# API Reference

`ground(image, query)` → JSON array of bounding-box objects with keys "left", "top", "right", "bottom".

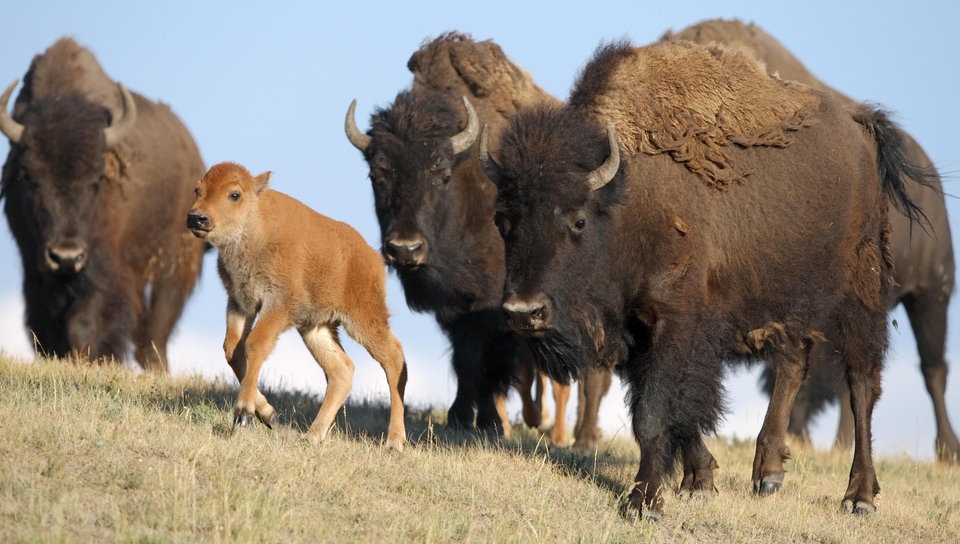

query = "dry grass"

[{"left": 1, "top": 352, "right": 957, "bottom": 543}]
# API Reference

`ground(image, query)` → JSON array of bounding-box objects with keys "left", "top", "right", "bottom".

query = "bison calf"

[{"left": 187, "top": 162, "right": 407, "bottom": 449}]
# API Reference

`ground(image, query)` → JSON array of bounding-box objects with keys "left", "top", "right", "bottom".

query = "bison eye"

[
  {"left": 569, "top": 212, "right": 587, "bottom": 235},
  {"left": 229, "top": 191, "right": 241, "bottom": 201}
]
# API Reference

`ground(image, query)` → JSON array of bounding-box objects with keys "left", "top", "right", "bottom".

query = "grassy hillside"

[{"left": 1, "top": 352, "right": 957, "bottom": 543}]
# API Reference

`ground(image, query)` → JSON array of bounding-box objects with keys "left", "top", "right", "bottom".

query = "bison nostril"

[
  {"left": 386, "top": 238, "right": 428, "bottom": 266},
  {"left": 46, "top": 244, "right": 87, "bottom": 273},
  {"left": 502, "top": 294, "right": 552, "bottom": 333}
]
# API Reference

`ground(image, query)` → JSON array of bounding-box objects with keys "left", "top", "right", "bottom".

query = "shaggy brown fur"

[
  {"left": 666, "top": 18, "right": 958, "bottom": 464},
  {"left": 409, "top": 32, "right": 610, "bottom": 446},
  {"left": 1, "top": 38, "right": 206, "bottom": 371},
  {"left": 571, "top": 41, "right": 820, "bottom": 188},
  {"left": 350, "top": 32, "right": 608, "bottom": 447},
  {"left": 486, "top": 39, "right": 920, "bottom": 518},
  {"left": 187, "top": 162, "right": 407, "bottom": 449},
  {"left": 408, "top": 32, "right": 559, "bottom": 115}
]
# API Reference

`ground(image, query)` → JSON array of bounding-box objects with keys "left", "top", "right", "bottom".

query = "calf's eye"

[{"left": 229, "top": 192, "right": 240, "bottom": 201}]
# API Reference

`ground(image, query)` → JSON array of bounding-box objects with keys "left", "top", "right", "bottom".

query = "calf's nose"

[
  {"left": 186, "top": 210, "right": 211, "bottom": 231},
  {"left": 503, "top": 292, "right": 552, "bottom": 334}
]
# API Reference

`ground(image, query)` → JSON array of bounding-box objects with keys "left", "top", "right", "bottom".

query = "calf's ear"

[{"left": 253, "top": 171, "right": 272, "bottom": 194}]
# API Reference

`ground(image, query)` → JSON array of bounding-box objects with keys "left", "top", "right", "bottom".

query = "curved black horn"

[
  {"left": 344, "top": 99, "right": 371, "bottom": 151},
  {"left": 477, "top": 124, "right": 504, "bottom": 186},
  {"left": 104, "top": 84, "right": 137, "bottom": 148},
  {"left": 450, "top": 96, "right": 479, "bottom": 155},
  {"left": 586, "top": 124, "right": 620, "bottom": 191},
  {"left": 0, "top": 80, "right": 24, "bottom": 144}
]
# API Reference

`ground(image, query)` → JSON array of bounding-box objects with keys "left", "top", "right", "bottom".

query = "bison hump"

[
  {"left": 407, "top": 31, "right": 558, "bottom": 116},
  {"left": 578, "top": 41, "right": 821, "bottom": 189}
]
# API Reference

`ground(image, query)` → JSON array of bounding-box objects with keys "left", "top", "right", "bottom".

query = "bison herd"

[{"left": 1, "top": 19, "right": 956, "bottom": 521}]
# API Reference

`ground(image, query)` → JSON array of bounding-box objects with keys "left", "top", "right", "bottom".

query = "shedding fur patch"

[
  {"left": 582, "top": 42, "right": 821, "bottom": 189},
  {"left": 850, "top": 219, "right": 894, "bottom": 311},
  {"left": 739, "top": 322, "right": 827, "bottom": 355}
]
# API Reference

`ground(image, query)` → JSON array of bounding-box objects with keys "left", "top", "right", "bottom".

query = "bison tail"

[{"left": 853, "top": 103, "right": 937, "bottom": 232}]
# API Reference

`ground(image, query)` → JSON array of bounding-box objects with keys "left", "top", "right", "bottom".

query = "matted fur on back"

[{"left": 570, "top": 41, "right": 821, "bottom": 188}]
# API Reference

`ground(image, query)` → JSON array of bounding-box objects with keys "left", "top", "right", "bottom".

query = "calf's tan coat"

[{"left": 188, "top": 162, "right": 407, "bottom": 449}]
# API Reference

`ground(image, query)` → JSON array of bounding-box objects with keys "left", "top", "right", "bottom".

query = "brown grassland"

[{"left": 0, "top": 351, "right": 957, "bottom": 543}]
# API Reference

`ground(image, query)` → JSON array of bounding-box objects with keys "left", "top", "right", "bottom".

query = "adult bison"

[
  {"left": 345, "top": 32, "right": 609, "bottom": 444},
  {"left": 0, "top": 38, "right": 205, "bottom": 371},
  {"left": 480, "top": 40, "right": 927, "bottom": 518},
  {"left": 663, "top": 18, "right": 958, "bottom": 463}
]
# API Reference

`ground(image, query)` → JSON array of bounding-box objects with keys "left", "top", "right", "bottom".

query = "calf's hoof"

[
  {"left": 842, "top": 499, "right": 875, "bottom": 516},
  {"left": 256, "top": 408, "right": 276, "bottom": 429}
]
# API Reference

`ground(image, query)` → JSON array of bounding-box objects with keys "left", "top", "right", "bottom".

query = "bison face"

[
  {"left": 1, "top": 83, "right": 138, "bottom": 278},
  {"left": 481, "top": 107, "right": 627, "bottom": 381},
  {"left": 11, "top": 99, "right": 116, "bottom": 277},
  {"left": 346, "top": 92, "right": 478, "bottom": 272},
  {"left": 188, "top": 162, "right": 270, "bottom": 247}
]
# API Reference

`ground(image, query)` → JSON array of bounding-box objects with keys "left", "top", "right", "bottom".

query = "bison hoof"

[
  {"left": 233, "top": 413, "right": 253, "bottom": 428},
  {"left": 641, "top": 509, "right": 661, "bottom": 523},
  {"left": 753, "top": 473, "right": 784, "bottom": 496},
  {"left": 842, "top": 499, "right": 876, "bottom": 516}
]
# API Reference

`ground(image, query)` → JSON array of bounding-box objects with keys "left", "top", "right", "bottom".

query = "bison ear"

[{"left": 253, "top": 171, "right": 272, "bottom": 194}]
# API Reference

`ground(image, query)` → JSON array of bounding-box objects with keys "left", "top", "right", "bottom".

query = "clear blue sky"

[{"left": 1, "top": 1, "right": 958, "bottom": 459}]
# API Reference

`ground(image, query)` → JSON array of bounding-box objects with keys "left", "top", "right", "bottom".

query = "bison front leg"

[
  {"left": 679, "top": 434, "right": 719, "bottom": 499},
  {"left": 67, "top": 288, "right": 135, "bottom": 363},
  {"left": 447, "top": 320, "right": 483, "bottom": 429},
  {"left": 624, "top": 322, "right": 724, "bottom": 521},
  {"left": 223, "top": 301, "right": 275, "bottom": 427},
  {"left": 231, "top": 309, "right": 284, "bottom": 429}
]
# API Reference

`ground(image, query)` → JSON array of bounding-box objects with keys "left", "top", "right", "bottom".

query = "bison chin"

[{"left": 523, "top": 328, "right": 592, "bottom": 384}]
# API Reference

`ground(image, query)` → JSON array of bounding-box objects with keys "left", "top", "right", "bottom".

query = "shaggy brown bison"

[
  {"left": 187, "top": 162, "right": 407, "bottom": 449},
  {"left": 0, "top": 38, "right": 205, "bottom": 371},
  {"left": 346, "top": 32, "right": 610, "bottom": 446},
  {"left": 480, "top": 40, "right": 927, "bottom": 519},
  {"left": 664, "top": 18, "right": 958, "bottom": 463}
]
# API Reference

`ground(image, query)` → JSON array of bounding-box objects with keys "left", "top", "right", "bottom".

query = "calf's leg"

[
  {"left": 224, "top": 302, "right": 274, "bottom": 426},
  {"left": 232, "top": 310, "right": 285, "bottom": 428},
  {"left": 301, "top": 325, "right": 357, "bottom": 444},
  {"left": 344, "top": 318, "right": 408, "bottom": 450}
]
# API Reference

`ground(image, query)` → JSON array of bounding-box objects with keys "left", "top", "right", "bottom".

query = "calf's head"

[
  {"left": 188, "top": 162, "right": 270, "bottom": 246},
  {"left": 479, "top": 106, "right": 626, "bottom": 380},
  {"left": 345, "top": 91, "right": 477, "bottom": 270},
  {"left": 0, "top": 79, "right": 137, "bottom": 277}
]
